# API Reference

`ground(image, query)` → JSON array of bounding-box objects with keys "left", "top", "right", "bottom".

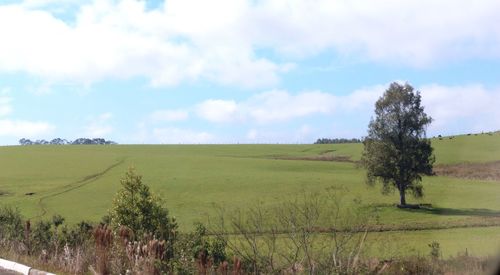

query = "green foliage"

[
  {"left": 192, "top": 223, "right": 227, "bottom": 266},
  {"left": 31, "top": 220, "right": 53, "bottom": 251},
  {"left": 52, "top": 214, "right": 65, "bottom": 228},
  {"left": 314, "top": 137, "right": 361, "bottom": 144},
  {"left": 191, "top": 223, "right": 208, "bottom": 258},
  {"left": 59, "top": 221, "right": 93, "bottom": 247},
  {"left": 0, "top": 207, "right": 24, "bottom": 241},
  {"left": 174, "top": 223, "right": 227, "bottom": 274},
  {"left": 2, "top": 136, "right": 500, "bottom": 257},
  {"left": 361, "top": 82, "right": 435, "bottom": 205},
  {"left": 0, "top": 206, "right": 94, "bottom": 258},
  {"left": 108, "top": 167, "right": 177, "bottom": 242},
  {"left": 3, "top": 138, "right": 500, "bottom": 228},
  {"left": 209, "top": 235, "right": 227, "bottom": 265},
  {"left": 429, "top": 241, "right": 441, "bottom": 259}
]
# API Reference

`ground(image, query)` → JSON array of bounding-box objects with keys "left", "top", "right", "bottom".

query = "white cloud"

[
  {"left": 0, "top": 0, "right": 290, "bottom": 87},
  {"left": 196, "top": 90, "right": 336, "bottom": 123},
  {"left": 420, "top": 84, "right": 500, "bottom": 133},
  {"left": 85, "top": 124, "right": 113, "bottom": 137},
  {"left": 192, "top": 82, "right": 500, "bottom": 138},
  {"left": 297, "top": 124, "right": 311, "bottom": 137},
  {"left": 21, "top": 0, "right": 79, "bottom": 7},
  {"left": 99, "top": 112, "right": 112, "bottom": 120},
  {"left": 195, "top": 88, "right": 382, "bottom": 124},
  {"left": 150, "top": 109, "right": 189, "bottom": 122},
  {"left": 0, "top": 0, "right": 499, "bottom": 87},
  {"left": 0, "top": 96, "right": 13, "bottom": 117},
  {"left": 241, "top": 125, "right": 314, "bottom": 143},
  {"left": 246, "top": 129, "right": 258, "bottom": 140},
  {"left": 0, "top": 87, "right": 11, "bottom": 95},
  {"left": 152, "top": 127, "right": 214, "bottom": 144},
  {"left": 251, "top": 0, "right": 500, "bottom": 66},
  {"left": 247, "top": 90, "right": 338, "bottom": 123},
  {"left": 84, "top": 112, "right": 113, "bottom": 137},
  {"left": 122, "top": 82, "right": 500, "bottom": 144},
  {"left": 0, "top": 90, "right": 55, "bottom": 138},
  {"left": 196, "top": 100, "right": 238, "bottom": 123},
  {"left": 0, "top": 119, "right": 54, "bottom": 137}
]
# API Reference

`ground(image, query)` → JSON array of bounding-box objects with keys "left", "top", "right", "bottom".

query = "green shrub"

[
  {"left": 60, "top": 221, "right": 93, "bottom": 247},
  {"left": 174, "top": 223, "right": 227, "bottom": 274},
  {"left": 108, "top": 167, "right": 178, "bottom": 262},
  {"left": 428, "top": 241, "right": 441, "bottom": 260},
  {"left": 31, "top": 220, "right": 53, "bottom": 251},
  {"left": 191, "top": 223, "right": 227, "bottom": 266},
  {"left": 209, "top": 235, "right": 227, "bottom": 266},
  {"left": 51, "top": 214, "right": 65, "bottom": 229},
  {"left": 0, "top": 207, "right": 24, "bottom": 241}
]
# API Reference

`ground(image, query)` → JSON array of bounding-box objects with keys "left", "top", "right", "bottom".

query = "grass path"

[{"left": 30, "top": 157, "right": 126, "bottom": 220}]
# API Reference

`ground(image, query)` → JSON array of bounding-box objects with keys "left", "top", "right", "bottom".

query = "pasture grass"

[{"left": 1, "top": 132, "right": 500, "bottom": 256}]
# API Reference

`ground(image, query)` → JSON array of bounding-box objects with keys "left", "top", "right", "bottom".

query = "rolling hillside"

[{"left": 1, "top": 132, "right": 500, "bottom": 256}]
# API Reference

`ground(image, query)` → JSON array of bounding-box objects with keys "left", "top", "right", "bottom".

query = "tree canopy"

[
  {"left": 314, "top": 138, "right": 361, "bottom": 144},
  {"left": 361, "top": 82, "right": 434, "bottom": 206},
  {"left": 19, "top": 137, "right": 117, "bottom": 145}
]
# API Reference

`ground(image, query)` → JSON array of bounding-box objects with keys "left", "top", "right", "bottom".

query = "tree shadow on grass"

[{"left": 400, "top": 206, "right": 500, "bottom": 217}]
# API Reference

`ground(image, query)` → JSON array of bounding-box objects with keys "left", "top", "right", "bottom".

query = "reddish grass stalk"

[{"left": 93, "top": 224, "right": 113, "bottom": 275}]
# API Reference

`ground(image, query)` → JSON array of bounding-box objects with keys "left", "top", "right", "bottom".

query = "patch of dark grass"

[
  {"left": 369, "top": 203, "right": 500, "bottom": 218},
  {"left": 275, "top": 154, "right": 354, "bottom": 162},
  {"left": 408, "top": 206, "right": 500, "bottom": 217},
  {"left": 364, "top": 203, "right": 500, "bottom": 231},
  {"left": 434, "top": 161, "right": 500, "bottom": 181}
]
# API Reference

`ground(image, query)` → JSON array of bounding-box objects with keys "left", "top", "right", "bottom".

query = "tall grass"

[{"left": 1, "top": 205, "right": 499, "bottom": 274}]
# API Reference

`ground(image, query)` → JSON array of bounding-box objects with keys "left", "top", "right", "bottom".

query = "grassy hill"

[{"left": 1, "top": 132, "right": 500, "bottom": 256}]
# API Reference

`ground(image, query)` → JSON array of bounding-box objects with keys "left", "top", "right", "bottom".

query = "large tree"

[{"left": 361, "top": 82, "right": 434, "bottom": 207}]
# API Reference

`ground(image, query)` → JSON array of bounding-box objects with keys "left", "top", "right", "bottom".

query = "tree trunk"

[{"left": 399, "top": 187, "right": 406, "bottom": 206}]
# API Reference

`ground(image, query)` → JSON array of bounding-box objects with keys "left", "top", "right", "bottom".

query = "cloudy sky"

[{"left": 0, "top": 0, "right": 499, "bottom": 144}]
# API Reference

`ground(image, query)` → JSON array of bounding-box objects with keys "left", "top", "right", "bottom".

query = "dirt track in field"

[{"left": 29, "top": 158, "right": 126, "bottom": 220}]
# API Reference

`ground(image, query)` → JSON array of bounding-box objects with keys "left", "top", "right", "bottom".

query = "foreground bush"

[
  {"left": 209, "top": 189, "right": 375, "bottom": 274},
  {"left": 0, "top": 207, "right": 24, "bottom": 242},
  {"left": 108, "top": 167, "right": 177, "bottom": 242},
  {"left": 1, "top": 169, "right": 499, "bottom": 274}
]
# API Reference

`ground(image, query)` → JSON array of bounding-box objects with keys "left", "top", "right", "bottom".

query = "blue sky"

[{"left": 1, "top": 0, "right": 500, "bottom": 144}]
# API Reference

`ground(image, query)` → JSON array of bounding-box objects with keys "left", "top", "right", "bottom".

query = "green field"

[{"left": 1, "top": 133, "right": 500, "bottom": 257}]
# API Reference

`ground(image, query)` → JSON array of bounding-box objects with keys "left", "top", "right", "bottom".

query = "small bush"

[
  {"left": 31, "top": 220, "right": 53, "bottom": 253},
  {"left": 108, "top": 167, "right": 177, "bottom": 244},
  {"left": 428, "top": 241, "right": 441, "bottom": 260},
  {"left": 0, "top": 207, "right": 24, "bottom": 241},
  {"left": 174, "top": 223, "right": 228, "bottom": 274},
  {"left": 60, "top": 221, "right": 93, "bottom": 247},
  {"left": 108, "top": 168, "right": 178, "bottom": 271}
]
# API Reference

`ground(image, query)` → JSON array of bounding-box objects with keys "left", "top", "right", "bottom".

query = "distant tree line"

[
  {"left": 314, "top": 138, "right": 362, "bottom": 144},
  {"left": 19, "top": 138, "right": 117, "bottom": 145}
]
